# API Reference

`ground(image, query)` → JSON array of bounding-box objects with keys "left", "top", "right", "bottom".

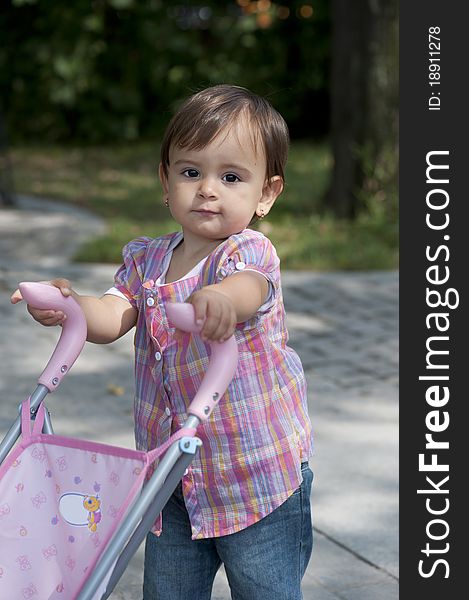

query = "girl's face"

[{"left": 159, "top": 118, "right": 282, "bottom": 245}]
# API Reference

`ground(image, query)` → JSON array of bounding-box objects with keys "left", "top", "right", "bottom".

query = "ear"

[
  {"left": 158, "top": 162, "right": 169, "bottom": 198},
  {"left": 256, "top": 176, "right": 283, "bottom": 218}
]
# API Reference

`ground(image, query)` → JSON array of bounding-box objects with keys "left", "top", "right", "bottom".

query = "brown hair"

[{"left": 160, "top": 85, "right": 289, "bottom": 183}]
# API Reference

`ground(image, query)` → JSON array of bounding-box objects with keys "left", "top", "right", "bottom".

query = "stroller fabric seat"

[{"left": 0, "top": 399, "right": 156, "bottom": 599}]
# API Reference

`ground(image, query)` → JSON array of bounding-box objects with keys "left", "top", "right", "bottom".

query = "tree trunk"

[
  {"left": 0, "top": 109, "right": 15, "bottom": 206},
  {"left": 326, "top": 0, "right": 398, "bottom": 219}
]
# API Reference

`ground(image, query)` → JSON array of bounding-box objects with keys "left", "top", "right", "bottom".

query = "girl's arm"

[
  {"left": 10, "top": 278, "right": 137, "bottom": 344},
  {"left": 187, "top": 271, "right": 269, "bottom": 342}
]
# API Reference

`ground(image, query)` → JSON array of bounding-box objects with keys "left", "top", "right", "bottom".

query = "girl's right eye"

[{"left": 182, "top": 168, "right": 199, "bottom": 178}]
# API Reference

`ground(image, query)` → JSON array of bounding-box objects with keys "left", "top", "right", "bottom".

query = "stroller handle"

[
  {"left": 166, "top": 303, "right": 238, "bottom": 422},
  {"left": 19, "top": 282, "right": 87, "bottom": 391}
]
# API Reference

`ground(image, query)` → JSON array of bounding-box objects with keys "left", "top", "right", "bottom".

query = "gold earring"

[
  {"left": 164, "top": 198, "right": 169, "bottom": 207},
  {"left": 258, "top": 209, "right": 265, "bottom": 219}
]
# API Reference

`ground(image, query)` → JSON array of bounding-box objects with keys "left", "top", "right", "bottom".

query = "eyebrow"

[
  {"left": 173, "top": 159, "right": 201, "bottom": 167},
  {"left": 221, "top": 162, "right": 252, "bottom": 172}
]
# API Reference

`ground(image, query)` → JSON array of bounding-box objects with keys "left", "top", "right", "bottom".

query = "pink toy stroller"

[{"left": 0, "top": 282, "right": 238, "bottom": 599}]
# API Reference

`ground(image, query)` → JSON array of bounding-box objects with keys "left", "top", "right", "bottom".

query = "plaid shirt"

[{"left": 113, "top": 229, "right": 313, "bottom": 539}]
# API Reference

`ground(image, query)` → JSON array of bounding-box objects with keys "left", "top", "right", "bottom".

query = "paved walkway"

[{"left": 0, "top": 196, "right": 398, "bottom": 599}]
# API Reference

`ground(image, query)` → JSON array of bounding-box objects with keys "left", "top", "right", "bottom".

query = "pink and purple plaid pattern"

[{"left": 113, "top": 229, "right": 313, "bottom": 540}]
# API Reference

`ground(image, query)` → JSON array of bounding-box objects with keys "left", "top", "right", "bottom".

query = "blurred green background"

[{"left": 0, "top": 0, "right": 398, "bottom": 270}]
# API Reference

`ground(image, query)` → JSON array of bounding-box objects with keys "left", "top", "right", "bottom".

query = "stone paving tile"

[{"left": 304, "top": 531, "right": 398, "bottom": 599}]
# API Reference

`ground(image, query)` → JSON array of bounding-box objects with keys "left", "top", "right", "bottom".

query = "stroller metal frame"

[{"left": 0, "top": 282, "right": 238, "bottom": 600}]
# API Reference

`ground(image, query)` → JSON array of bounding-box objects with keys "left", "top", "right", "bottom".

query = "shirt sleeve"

[
  {"left": 103, "top": 286, "right": 129, "bottom": 302},
  {"left": 216, "top": 230, "right": 280, "bottom": 314},
  {"left": 113, "top": 237, "right": 151, "bottom": 308}
]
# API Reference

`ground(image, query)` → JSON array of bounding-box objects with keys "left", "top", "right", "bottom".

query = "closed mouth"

[{"left": 193, "top": 209, "right": 219, "bottom": 215}]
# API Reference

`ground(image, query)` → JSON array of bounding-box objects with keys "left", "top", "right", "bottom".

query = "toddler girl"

[{"left": 12, "top": 84, "right": 313, "bottom": 600}]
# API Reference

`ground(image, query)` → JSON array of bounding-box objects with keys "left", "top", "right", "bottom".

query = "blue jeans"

[{"left": 143, "top": 462, "right": 313, "bottom": 600}]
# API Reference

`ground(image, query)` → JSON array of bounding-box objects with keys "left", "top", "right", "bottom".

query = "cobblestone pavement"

[{"left": 0, "top": 197, "right": 398, "bottom": 599}]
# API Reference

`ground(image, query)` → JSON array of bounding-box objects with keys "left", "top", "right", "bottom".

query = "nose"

[{"left": 197, "top": 177, "right": 218, "bottom": 199}]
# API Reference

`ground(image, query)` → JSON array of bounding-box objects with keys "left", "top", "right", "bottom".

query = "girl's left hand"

[{"left": 186, "top": 287, "right": 237, "bottom": 342}]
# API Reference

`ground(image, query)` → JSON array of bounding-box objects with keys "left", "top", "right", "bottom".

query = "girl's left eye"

[{"left": 223, "top": 173, "right": 240, "bottom": 183}]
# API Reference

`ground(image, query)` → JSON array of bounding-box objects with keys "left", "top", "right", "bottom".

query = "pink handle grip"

[
  {"left": 19, "top": 282, "right": 87, "bottom": 391},
  {"left": 166, "top": 303, "right": 238, "bottom": 422}
]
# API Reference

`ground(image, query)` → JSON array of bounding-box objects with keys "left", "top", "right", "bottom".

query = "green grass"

[{"left": 10, "top": 142, "right": 398, "bottom": 270}]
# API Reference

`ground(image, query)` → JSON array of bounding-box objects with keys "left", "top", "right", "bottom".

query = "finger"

[
  {"left": 28, "top": 307, "right": 66, "bottom": 326},
  {"left": 40, "top": 314, "right": 67, "bottom": 327},
  {"left": 188, "top": 294, "right": 208, "bottom": 328},
  {"left": 10, "top": 289, "right": 23, "bottom": 304},
  {"left": 201, "top": 306, "right": 224, "bottom": 341},
  {"left": 210, "top": 309, "right": 236, "bottom": 342},
  {"left": 219, "top": 315, "right": 237, "bottom": 342},
  {"left": 49, "top": 278, "right": 72, "bottom": 296},
  {"left": 218, "top": 305, "right": 237, "bottom": 341},
  {"left": 205, "top": 306, "right": 227, "bottom": 341}
]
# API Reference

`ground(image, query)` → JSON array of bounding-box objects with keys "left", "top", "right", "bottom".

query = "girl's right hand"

[{"left": 10, "top": 278, "right": 73, "bottom": 326}]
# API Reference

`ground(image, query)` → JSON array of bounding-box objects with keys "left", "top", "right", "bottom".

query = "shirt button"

[
  {"left": 155, "top": 351, "right": 162, "bottom": 361},
  {"left": 165, "top": 407, "right": 171, "bottom": 417},
  {"left": 146, "top": 297, "right": 155, "bottom": 307},
  {"left": 235, "top": 261, "right": 246, "bottom": 271}
]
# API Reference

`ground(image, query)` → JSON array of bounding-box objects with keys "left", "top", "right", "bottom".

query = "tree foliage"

[
  {"left": 0, "top": 0, "right": 331, "bottom": 142},
  {"left": 1, "top": 0, "right": 398, "bottom": 223}
]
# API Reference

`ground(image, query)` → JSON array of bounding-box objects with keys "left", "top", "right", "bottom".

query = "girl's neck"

[
  {"left": 165, "top": 232, "right": 226, "bottom": 283},
  {"left": 177, "top": 231, "right": 226, "bottom": 264}
]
